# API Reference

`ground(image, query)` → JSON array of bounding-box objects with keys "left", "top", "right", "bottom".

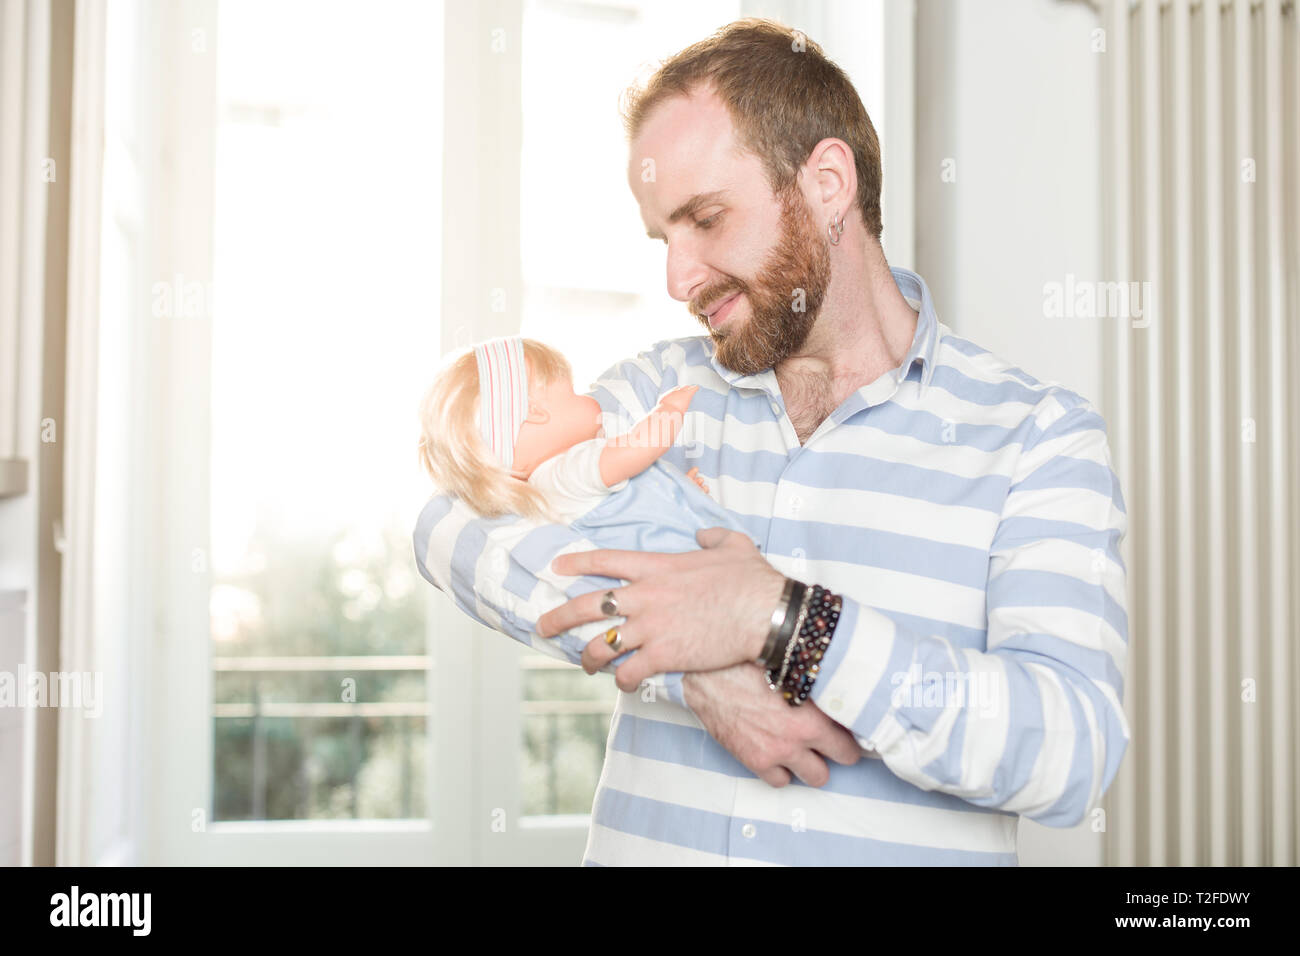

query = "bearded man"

[{"left": 414, "top": 18, "right": 1129, "bottom": 866}]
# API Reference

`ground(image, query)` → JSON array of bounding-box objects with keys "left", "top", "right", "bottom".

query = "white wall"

[
  {"left": 915, "top": 0, "right": 1108, "bottom": 866},
  {"left": 916, "top": 0, "right": 1103, "bottom": 407}
]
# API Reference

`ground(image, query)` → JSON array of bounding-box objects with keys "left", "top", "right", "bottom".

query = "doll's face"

[{"left": 510, "top": 373, "right": 603, "bottom": 479}]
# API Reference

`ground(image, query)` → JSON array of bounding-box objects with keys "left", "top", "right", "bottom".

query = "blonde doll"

[
  {"left": 417, "top": 335, "right": 754, "bottom": 653},
  {"left": 418, "top": 335, "right": 715, "bottom": 526}
]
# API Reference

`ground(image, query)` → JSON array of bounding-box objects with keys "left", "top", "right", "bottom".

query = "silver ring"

[
  {"left": 604, "top": 627, "right": 625, "bottom": 653},
  {"left": 600, "top": 590, "right": 619, "bottom": 617}
]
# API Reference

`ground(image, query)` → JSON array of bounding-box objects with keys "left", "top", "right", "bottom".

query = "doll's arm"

[{"left": 598, "top": 384, "right": 698, "bottom": 487}]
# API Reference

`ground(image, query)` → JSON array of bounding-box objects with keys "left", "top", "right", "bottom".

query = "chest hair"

[{"left": 778, "top": 370, "right": 838, "bottom": 446}]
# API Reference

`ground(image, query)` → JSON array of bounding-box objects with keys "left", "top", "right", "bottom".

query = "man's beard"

[{"left": 690, "top": 184, "right": 832, "bottom": 376}]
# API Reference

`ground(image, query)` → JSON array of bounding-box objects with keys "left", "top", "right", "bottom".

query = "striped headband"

[{"left": 473, "top": 336, "right": 529, "bottom": 471}]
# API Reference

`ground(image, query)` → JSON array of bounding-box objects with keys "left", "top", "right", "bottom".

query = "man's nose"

[{"left": 665, "top": 239, "right": 708, "bottom": 305}]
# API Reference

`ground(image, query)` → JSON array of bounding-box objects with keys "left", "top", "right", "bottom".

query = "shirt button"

[
  {"left": 826, "top": 697, "right": 843, "bottom": 713},
  {"left": 769, "top": 400, "right": 781, "bottom": 415},
  {"left": 741, "top": 823, "right": 757, "bottom": 839}
]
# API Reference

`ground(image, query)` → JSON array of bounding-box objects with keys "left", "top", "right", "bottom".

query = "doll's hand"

[
  {"left": 686, "top": 466, "right": 709, "bottom": 494},
  {"left": 613, "top": 384, "right": 696, "bottom": 453},
  {"left": 655, "top": 384, "right": 699, "bottom": 415}
]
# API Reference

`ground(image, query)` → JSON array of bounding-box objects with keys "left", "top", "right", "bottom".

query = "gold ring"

[{"left": 604, "top": 627, "right": 625, "bottom": 654}]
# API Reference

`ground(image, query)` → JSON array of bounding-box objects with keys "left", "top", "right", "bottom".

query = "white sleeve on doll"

[{"left": 527, "top": 437, "right": 628, "bottom": 524}]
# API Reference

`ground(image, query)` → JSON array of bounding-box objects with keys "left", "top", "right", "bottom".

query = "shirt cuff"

[
  {"left": 637, "top": 670, "right": 690, "bottom": 711},
  {"left": 808, "top": 594, "right": 915, "bottom": 755}
]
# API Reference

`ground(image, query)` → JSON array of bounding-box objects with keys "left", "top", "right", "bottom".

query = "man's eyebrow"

[{"left": 645, "top": 190, "right": 729, "bottom": 239}]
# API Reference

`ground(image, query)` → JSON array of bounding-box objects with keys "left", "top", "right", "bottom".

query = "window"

[
  {"left": 122, "top": 0, "right": 899, "bottom": 865},
  {"left": 208, "top": 0, "right": 443, "bottom": 822}
]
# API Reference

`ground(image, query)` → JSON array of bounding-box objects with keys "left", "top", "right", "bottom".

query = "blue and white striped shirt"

[{"left": 413, "top": 266, "right": 1130, "bottom": 866}]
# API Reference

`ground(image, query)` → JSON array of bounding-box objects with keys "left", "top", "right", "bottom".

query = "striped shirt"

[{"left": 413, "top": 266, "right": 1130, "bottom": 866}]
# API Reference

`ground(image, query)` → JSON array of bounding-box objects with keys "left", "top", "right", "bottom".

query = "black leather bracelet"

[
  {"left": 757, "top": 576, "right": 796, "bottom": 665},
  {"left": 760, "top": 578, "right": 806, "bottom": 671}
]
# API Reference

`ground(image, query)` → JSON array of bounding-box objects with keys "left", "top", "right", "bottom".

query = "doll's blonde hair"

[{"left": 418, "top": 338, "right": 573, "bottom": 521}]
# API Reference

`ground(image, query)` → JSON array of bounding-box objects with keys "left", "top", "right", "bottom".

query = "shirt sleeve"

[
  {"left": 808, "top": 395, "right": 1130, "bottom": 828},
  {"left": 528, "top": 438, "right": 628, "bottom": 524},
  {"left": 412, "top": 340, "right": 695, "bottom": 711}
]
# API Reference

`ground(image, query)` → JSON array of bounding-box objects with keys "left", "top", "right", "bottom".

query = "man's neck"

[{"left": 774, "top": 242, "right": 919, "bottom": 439}]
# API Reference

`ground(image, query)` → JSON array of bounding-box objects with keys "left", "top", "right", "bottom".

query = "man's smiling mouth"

[{"left": 703, "top": 292, "right": 742, "bottom": 327}]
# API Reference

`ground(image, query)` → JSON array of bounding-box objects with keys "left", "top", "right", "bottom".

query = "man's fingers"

[
  {"left": 757, "top": 765, "right": 792, "bottom": 788},
  {"left": 581, "top": 627, "right": 641, "bottom": 674},
  {"left": 537, "top": 585, "right": 639, "bottom": 639},
  {"left": 814, "top": 727, "right": 864, "bottom": 767},
  {"left": 550, "top": 547, "right": 678, "bottom": 581},
  {"left": 613, "top": 655, "right": 654, "bottom": 693},
  {"left": 784, "top": 751, "right": 831, "bottom": 788}
]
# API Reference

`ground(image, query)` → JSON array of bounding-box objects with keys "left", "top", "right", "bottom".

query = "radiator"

[{"left": 1100, "top": 0, "right": 1299, "bottom": 865}]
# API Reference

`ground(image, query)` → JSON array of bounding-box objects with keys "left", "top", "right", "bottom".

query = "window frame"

[{"left": 110, "top": 0, "right": 908, "bottom": 867}]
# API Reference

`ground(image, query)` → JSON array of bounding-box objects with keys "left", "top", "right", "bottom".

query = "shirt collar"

[{"left": 707, "top": 266, "right": 941, "bottom": 398}]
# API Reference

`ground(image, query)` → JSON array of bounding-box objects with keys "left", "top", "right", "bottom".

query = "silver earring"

[{"left": 827, "top": 213, "right": 845, "bottom": 246}]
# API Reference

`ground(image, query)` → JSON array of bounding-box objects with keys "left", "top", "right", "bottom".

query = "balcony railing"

[{"left": 211, "top": 653, "right": 617, "bottom": 819}]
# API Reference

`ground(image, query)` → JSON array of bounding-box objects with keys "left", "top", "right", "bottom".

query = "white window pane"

[{"left": 209, "top": 0, "right": 443, "bottom": 821}]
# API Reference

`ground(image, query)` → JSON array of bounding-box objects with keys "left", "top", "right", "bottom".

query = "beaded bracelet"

[{"left": 768, "top": 584, "right": 842, "bottom": 706}]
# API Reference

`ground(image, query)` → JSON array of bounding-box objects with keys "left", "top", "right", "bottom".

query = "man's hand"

[
  {"left": 683, "top": 663, "right": 863, "bottom": 787},
  {"left": 536, "top": 527, "right": 785, "bottom": 691}
]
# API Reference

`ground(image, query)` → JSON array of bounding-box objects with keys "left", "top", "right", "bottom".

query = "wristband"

[
  {"left": 765, "top": 584, "right": 813, "bottom": 691},
  {"left": 757, "top": 576, "right": 796, "bottom": 665},
  {"left": 777, "top": 584, "right": 842, "bottom": 706},
  {"left": 759, "top": 578, "right": 807, "bottom": 670}
]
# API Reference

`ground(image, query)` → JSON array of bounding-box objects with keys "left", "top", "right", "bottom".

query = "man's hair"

[{"left": 620, "top": 18, "right": 883, "bottom": 241}]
